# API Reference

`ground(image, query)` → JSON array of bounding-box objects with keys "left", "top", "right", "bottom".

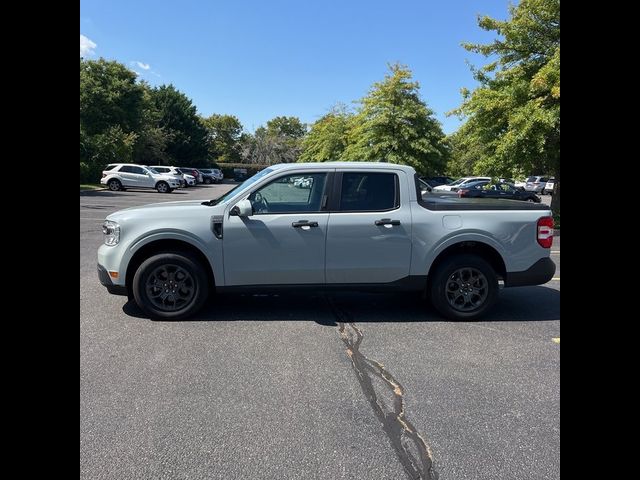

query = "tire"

[
  {"left": 132, "top": 252, "right": 209, "bottom": 320},
  {"left": 108, "top": 179, "right": 122, "bottom": 191},
  {"left": 429, "top": 254, "right": 498, "bottom": 321},
  {"left": 156, "top": 181, "right": 170, "bottom": 193},
  {"left": 204, "top": 178, "right": 212, "bottom": 185}
]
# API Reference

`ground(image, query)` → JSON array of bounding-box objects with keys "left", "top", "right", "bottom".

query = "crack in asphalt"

[{"left": 325, "top": 296, "right": 438, "bottom": 480}]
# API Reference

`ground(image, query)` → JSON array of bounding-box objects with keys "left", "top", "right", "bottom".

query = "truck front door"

[{"left": 223, "top": 171, "right": 332, "bottom": 286}]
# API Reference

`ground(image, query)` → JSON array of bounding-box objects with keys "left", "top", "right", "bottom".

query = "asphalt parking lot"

[{"left": 81, "top": 184, "right": 559, "bottom": 480}]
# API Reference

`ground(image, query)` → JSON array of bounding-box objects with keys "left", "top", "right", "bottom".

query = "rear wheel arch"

[{"left": 427, "top": 241, "right": 506, "bottom": 283}]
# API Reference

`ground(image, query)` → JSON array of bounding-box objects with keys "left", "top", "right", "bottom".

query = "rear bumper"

[
  {"left": 505, "top": 257, "right": 556, "bottom": 287},
  {"left": 97, "top": 264, "right": 128, "bottom": 296}
]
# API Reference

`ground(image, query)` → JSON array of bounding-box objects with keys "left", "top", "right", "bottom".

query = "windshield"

[
  {"left": 448, "top": 178, "right": 466, "bottom": 186},
  {"left": 208, "top": 167, "right": 274, "bottom": 205},
  {"left": 147, "top": 167, "right": 159, "bottom": 174}
]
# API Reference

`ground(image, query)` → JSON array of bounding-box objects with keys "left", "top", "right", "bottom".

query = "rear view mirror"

[{"left": 230, "top": 199, "right": 253, "bottom": 217}]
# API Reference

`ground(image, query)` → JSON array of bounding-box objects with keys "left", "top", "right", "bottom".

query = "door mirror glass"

[{"left": 230, "top": 199, "right": 253, "bottom": 217}]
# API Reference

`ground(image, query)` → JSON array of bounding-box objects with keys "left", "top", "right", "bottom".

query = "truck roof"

[{"left": 269, "top": 162, "right": 417, "bottom": 173}]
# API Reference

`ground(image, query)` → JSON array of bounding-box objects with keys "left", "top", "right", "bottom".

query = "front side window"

[
  {"left": 339, "top": 172, "right": 397, "bottom": 211},
  {"left": 249, "top": 173, "right": 328, "bottom": 214}
]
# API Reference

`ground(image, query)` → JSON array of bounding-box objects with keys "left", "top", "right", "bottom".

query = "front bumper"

[
  {"left": 505, "top": 257, "right": 556, "bottom": 287},
  {"left": 97, "top": 264, "right": 128, "bottom": 296}
]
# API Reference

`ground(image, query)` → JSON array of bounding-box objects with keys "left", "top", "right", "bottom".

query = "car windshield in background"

[
  {"left": 464, "top": 181, "right": 489, "bottom": 189},
  {"left": 147, "top": 167, "right": 158, "bottom": 174},
  {"left": 208, "top": 167, "right": 274, "bottom": 205},
  {"left": 448, "top": 178, "right": 465, "bottom": 186}
]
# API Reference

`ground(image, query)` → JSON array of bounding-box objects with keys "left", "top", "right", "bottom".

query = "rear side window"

[
  {"left": 339, "top": 172, "right": 398, "bottom": 211},
  {"left": 104, "top": 165, "right": 117, "bottom": 171},
  {"left": 120, "top": 165, "right": 145, "bottom": 174}
]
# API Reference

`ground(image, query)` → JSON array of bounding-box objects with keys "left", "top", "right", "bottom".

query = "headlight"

[{"left": 102, "top": 220, "right": 120, "bottom": 246}]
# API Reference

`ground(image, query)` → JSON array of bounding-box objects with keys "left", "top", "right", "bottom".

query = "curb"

[{"left": 80, "top": 188, "right": 107, "bottom": 194}]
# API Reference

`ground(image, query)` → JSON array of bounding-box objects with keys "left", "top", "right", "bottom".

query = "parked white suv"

[
  {"left": 101, "top": 164, "right": 181, "bottom": 193},
  {"left": 149, "top": 165, "right": 186, "bottom": 188},
  {"left": 524, "top": 176, "right": 550, "bottom": 193}
]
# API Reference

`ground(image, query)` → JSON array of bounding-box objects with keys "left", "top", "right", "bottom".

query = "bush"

[
  {"left": 80, "top": 161, "right": 108, "bottom": 183},
  {"left": 217, "top": 163, "right": 270, "bottom": 179}
]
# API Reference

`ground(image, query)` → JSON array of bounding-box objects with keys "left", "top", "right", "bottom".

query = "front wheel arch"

[{"left": 126, "top": 239, "right": 215, "bottom": 299}]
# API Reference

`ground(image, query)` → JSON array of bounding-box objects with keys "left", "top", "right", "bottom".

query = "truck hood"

[{"left": 106, "top": 200, "right": 225, "bottom": 222}]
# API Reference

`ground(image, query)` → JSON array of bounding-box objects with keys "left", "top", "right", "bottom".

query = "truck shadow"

[{"left": 122, "top": 286, "right": 559, "bottom": 324}]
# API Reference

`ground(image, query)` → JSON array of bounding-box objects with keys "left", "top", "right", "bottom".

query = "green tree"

[
  {"left": 265, "top": 116, "right": 307, "bottom": 140},
  {"left": 446, "top": 124, "right": 487, "bottom": 178},
  {"left": 201, "top": 114, "right": 244, "bottom": 163},
  {"left": 241, "top": 116, "right": 307, "bottom": 164},
  {"left": 80, "top": 58, "right": 145, "bottom": 181},
  {"left": 133, "top": 84, "right": 174, "bottom": 165},
  {"left": 80, "top": 59, "right": 144, "bottom": 135},
  {"left": 452, "top": 0, "right": 560, "bottom": 213},
  {"left": 299, "top": 105, "right": 353, "bottom": 162},
  {"left": 148, "top": 85, "right": 209, "bottom": 166},
  {"left": 342, "top": 63, "right": 449, "bottom": 176}
]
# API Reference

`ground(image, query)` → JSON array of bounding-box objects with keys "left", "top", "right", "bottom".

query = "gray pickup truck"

[{"left": 98, "top": 162, "right": 555, "bottom": 320}]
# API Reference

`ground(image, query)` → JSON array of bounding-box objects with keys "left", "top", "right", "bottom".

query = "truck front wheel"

[
  {"left": 132, "top": 252, "right": 208, "bottom": 320},
  {"left": 429, "top": 254, "right": 498, "bottom": 321}
]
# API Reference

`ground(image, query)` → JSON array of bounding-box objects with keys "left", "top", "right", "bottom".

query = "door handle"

[
  {"left": 292, "top": 220, "right": 319, "bottom": 228},
  {"left": 374, "top": 218, "right": 401, "bottom": 226}
]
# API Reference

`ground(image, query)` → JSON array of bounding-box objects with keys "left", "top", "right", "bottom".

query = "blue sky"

[{"left": 80, "top": 0, "right": 510, "bottom": 134}]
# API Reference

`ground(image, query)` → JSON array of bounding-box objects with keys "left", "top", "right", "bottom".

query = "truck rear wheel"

[
  {"left": 429, "top": 254, "right": 498, "bottom": 321},
  {"left": 132, "top": 252, "right": 208, "bottom": 320}
]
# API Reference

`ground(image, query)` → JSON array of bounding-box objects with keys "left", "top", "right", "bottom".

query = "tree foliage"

[
  {"left": 148, "top": 85, "right": 209, "bottom": 166},
  {"left": 240, "top": 116, "right": 307, "bottom": 164},
  {"left": 201, "top": 114, "right": 243, "bottom": 164},
  {"left": 299, "top": 105, "right": 352, "bottom": 162},
  {"left": 80, "top": 59, "right": 144, "bottom": 136},
  {"left": 451, "top": 0, "right": 560, "bottom": 212},
  {"left": 341, "top": 63, "right": 449, "bottom": 176}
]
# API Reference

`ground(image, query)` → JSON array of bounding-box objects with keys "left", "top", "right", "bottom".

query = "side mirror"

[{"left": 230, "top": 199, "right": 253, "bottom": 217}]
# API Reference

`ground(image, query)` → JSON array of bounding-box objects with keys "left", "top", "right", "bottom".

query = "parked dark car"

[
  {"left": 233, "top": 168, "right": 248, "bottom": 181},
  {"left": 457, "top": 181, "right": 541, "bottom": 202},
  {"left": 421, "top": 176, "right": 456, "bottom": 187}
]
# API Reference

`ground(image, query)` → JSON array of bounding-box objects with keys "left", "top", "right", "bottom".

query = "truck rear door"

[{"left": 325, "top": 170, "right": 412, "bottom": 284}]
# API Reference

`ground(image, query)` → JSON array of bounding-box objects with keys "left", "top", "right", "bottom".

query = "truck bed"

[{"left": 420, "top": 195, "right": 550, "bottom": 211}]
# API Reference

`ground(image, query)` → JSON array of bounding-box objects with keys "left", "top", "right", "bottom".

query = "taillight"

[
  {"left": 537, "top": 216, "right": 554, "bottom": 248},
  {"left": 102, "top": 173, "right": 106, "bottom": 178},
  {"left": 458, "top": 189, "right": 469, "bottom": 197}
]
